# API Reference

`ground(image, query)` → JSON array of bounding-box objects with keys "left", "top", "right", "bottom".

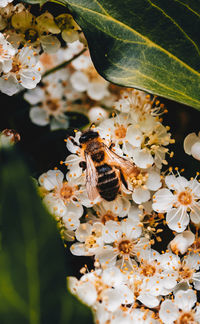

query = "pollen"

[{"left": 177, "top": 189, "right": 193, "bottom": 206}]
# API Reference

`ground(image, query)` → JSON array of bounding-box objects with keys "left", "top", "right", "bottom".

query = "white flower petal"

[
  {"left": 191, "top": 142, "right": 200, "bottom": 160},
  {"left": 126, "top": 125, "right": 142, "bottom": 147},
  {"left": 103, "top": 221, "right": 121, "bottom": 243},
  {"left": 96, "top": 246, "right": 116, "bottom": 267},
  {"left": 132, "top": 187, "right": 150, "bottom": 204},
  {"left": 146, "top": 171, "right": 162, "bottom": 191},
  {"left": 76, "top": 281, "right": 97, "bottom": 306},
  {"left": 41, "top": 35, "right": 61, "bottom": 54},
  {"left": 121, "top": 218, "right": 142, "bottom": 239},
  {"left": 152, "top": 188, "right": 175, "bottom": 213},
  {"left": 165, "top": 175, "right": 188, "bottom": 192},
  {"left": 70, "top": 71, "right": 89, "bottom": 92},
  {"left": 166, "top": 208, "right": 189, "bottom": 233},
  {"left": 75, "top": 223, "right": 92, "bottom": 242},
  {"left": 132, "top": 148, "right": 154, "bottom": 168},
  {"left": 159, "top": 300, "right": 179, "bottom": 324},
  {"left": 170, "top": 231, "right": 195, "bottom": 254},
  {"left": 30, "top": 107, "right": 49, "bottom": 126},
  {"left": 87, "top": 81, "right": 109, "bottom": 101},
  {"left": 175, "top": 289, "right": 196, "bottom": 311},
  {"left": 184, "top": 133, "right": 199, "bottom": 155},
  {"left": 24, "top": 87, "right": 44, "bottom": 105},
  {"left": 138, "top": 293, "right": 160, "bottom": 308}
]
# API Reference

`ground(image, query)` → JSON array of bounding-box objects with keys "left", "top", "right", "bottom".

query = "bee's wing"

[
  {"left": 103, "top": 144, "right": 139, "bottom": 177},
  {"left": 85, "top": 153, "right": 100, "bottom": 201}
]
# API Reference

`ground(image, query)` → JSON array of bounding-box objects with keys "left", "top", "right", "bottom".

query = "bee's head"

[{"left": 79, "top": 130, "right": 99, "bottom": 144}]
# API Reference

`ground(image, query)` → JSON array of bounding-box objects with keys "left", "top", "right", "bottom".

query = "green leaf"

[
  {"left": 49, "top": 0, "right": 200, "bottom": 110},
  {"left": 22, "top": 0, "right": 48, "bottom": 4},
  {"left": 0, "top": 147, "right": 93, "bottom": 324}
]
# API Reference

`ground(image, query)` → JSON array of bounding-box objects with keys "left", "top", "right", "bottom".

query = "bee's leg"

[
  {"left": 119, "top": 169, "right": 129, "bottom": 190},
  {"left": 68, "top": 136, "right": 81, "bottom": 147},
  {"left": 79, "top": 161, "right": 86, "bottom": 170},
  {"left": 109, "top": 142, "right": 115, "bottom": 150}
]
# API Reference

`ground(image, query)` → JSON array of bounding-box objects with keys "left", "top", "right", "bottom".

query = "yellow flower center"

[
  {"left": 115, "top": 125, "right": 127, "bottom": 139},
  {"left": 25, "top": 28, "right": 38, "bottom": 42},
  {"left": 128, "top": 171, "right": 148, "bottom": 188},
  {"left": 11, "top": 57, "right": 22, "bottom": 74},
  {"left": 140, "top": 263, "right": 156, "bottom": 277},
  {"left": 178, "top": 265, "right": 193, "bottom": 280},
  {"left": 118, "top": 239, "right": 133, "bottom": 255},
  {"left": 101, "top": 211, "right": 118, "bottom": 224},
  {"left": 178, "top": 311, "right": 196, "bottom": 324},
  {"left": 60, "top": 182, "right": 74, "bottom": 200},
  {"left": 178, "top": 190, "right": 192, "bottom": 206},
  {"left": 45, "top": 99, "right": 60, "bottom": 113}
]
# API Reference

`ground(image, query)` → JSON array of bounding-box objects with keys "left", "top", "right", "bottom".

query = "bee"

[{"left": 79, "top": 130, "right": 140, "bottom": 202}]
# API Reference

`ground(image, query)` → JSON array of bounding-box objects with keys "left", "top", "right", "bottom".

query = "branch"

[{"left": 42, "top": 47, "right": 87, "bottom": 78}]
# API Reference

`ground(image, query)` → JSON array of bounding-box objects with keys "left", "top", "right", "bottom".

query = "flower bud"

[{"left": 0, "top": 129, "right": 20, "bottom": 148}]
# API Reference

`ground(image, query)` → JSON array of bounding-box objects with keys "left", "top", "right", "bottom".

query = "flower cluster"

[
  {"left": 37, "top": 87, "right": 200, "bottom": 323},
  {"left": 0, "top": 2, "right": 83, "bottom": 96},
  {"left": 0, "top": 32, "right": 41, "bottom": 95},
  {"left": 2, "top": 2, "right": 200, "bottom": 323}
]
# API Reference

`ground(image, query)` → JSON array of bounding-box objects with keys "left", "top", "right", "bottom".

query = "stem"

[{"left": 42, "top": 47, "right": 87, "bottom": 78}]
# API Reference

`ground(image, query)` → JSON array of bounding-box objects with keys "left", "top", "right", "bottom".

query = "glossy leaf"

[
  {"left": 28, "top": 0, "right": 200, "bottom": 110},
  {"left": 0, "top": 147, "right": 92, "bottom": 324}
]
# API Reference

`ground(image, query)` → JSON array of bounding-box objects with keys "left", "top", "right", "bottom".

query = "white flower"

[
  {"left": 184, "top": 132, "right": 200, "bottom": 161},
  {"left": 68, "top": 267, "right": 134, "bottom": 311},
  {"left": 65, "top": 154, "right": 84, "bottom": 180},
  {"left": 159, "top": 289, "right": 198, "bottom": 324},
  {"left": 11, "top": 10, "right": 60, "bottom": 52},
  {"left": 130, "top": 116, "right": 172, "bottom": 169},
  {"left": 70, "top": 52, "right": 109, "bottom": 100},
  {"left": 158, "top": 251, "right": 200, "bottom": 290},
  {"left": 106, "top": 307, "right": 159, "bottom": 324},
  {"left": 169, "top": 230, "right": 195, "bottom": 254},
  {"left": 38, "top": 169, "right": 86, "bottom": 226},
  {"left": 153, "top": 174, "right": 200, "bottom": 232},
  {"left": 24, "top": 79, "right": 69, "bottom": 130},
  {"left": 0, "top": 46, "right": 41, "bottom": 95},
  {"left": 0, "top": 32, "right": 16, "bottom": 73},
  {"left": 95, "top": 217, "right": 147, "bottom": 268},
  {"left": 114, "top": 89, "right": 153, "bottom": 115},
  {"left": 139, "top": 250, "right": 178, "bottom": 295},
  {"left": 178, "top": 253, "right": 200, "bottom": 289},
  {"left": 70, "top": 222, "right": 104, "bottom": 256},
  {"left": 97, "top": 113, "right": 140, "bottom": 153},
  {"left": 92, "top": 197, "right": 131, "bottom": 223},
  {"left": 127, "top": 167, "right": 161, "bottom": 204},
  {"left": 97, "top": 112, "right": 172, "bottom": 169},
  {"left": 0, "top": 0, "right": 13, "bottom": 8}
]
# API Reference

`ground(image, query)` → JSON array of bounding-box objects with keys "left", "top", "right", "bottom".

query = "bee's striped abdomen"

[{"left": 96, "top": 163, "right": 120, "bottom": 201}]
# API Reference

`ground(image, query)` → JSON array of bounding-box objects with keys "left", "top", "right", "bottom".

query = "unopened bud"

[{"left": 0, "top": 129, "right": 20, "bottom": 148}]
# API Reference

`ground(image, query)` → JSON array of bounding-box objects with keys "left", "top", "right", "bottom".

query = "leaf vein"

[
  {"left": 173, "top": 0, "right": 200, "bottom": 18},
  {"left": 107, "top": 59, "right": 200, "bottom": 104},
  {"left": 147, "top": 0, "right": 200, "bottom": 56},
  {"left": 67, "top": 1, "right": 200, "bottom": 77}
]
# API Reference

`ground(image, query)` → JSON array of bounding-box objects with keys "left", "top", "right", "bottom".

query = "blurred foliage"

[{"left": 0, "top": 146, "right": 93, "bottom": 324}]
